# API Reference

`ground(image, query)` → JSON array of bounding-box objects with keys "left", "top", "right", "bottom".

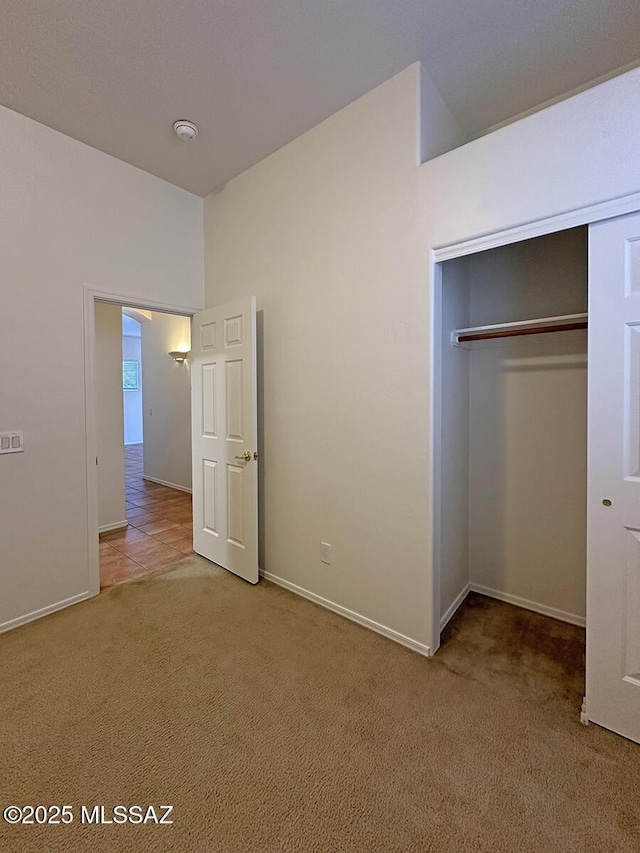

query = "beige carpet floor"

[{"left": 0, "top": 558, "right": 638, "bottom": 853}]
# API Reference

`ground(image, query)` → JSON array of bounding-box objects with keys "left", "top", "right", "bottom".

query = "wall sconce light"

[{"left": 169, "top": 350, "right": 190, "bottom": 364}]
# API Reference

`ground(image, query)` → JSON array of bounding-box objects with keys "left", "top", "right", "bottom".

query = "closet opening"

[{"left": 435, "top": 225, "right": 588, "bottom": 673}]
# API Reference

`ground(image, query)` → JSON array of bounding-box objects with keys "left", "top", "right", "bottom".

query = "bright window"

[{"left": 122, "top": 360, "right": 140, "bottom": 390}]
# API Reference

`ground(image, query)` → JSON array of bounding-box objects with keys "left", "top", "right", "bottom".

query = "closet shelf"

[{"left": 451, "top": 312, "right": 588, "bottom": 347}]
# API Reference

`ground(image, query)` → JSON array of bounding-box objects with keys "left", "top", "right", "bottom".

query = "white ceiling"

[{"left": 2, "top": 1, "right": 639, "bottom": 196}]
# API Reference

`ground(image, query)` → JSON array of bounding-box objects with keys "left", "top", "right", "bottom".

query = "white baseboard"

[
  {"left": 440, "top": 582, "right": 471, "bottom": 631},
  {"left": 260, "top": 570, "right": 432, "bottom": 657},
  {"left": 98, "top": 520, "right": 128, "bottom": 534},
  {"left": 470, "top": 583, "right": 586, "bottom": 627},
  {"left": 143, "top": 475, "right": 192, "bottom": 494},
  {"left": 0, "top": 592, "right": 91, "bottom": 635}
]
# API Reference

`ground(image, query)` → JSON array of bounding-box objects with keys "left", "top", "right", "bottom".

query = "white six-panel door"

[
  {"left": 191, "top": 297, "right": 258, "bottom": 584},
  {"left": 587, "top": 212, "right": 640, "bottom": 743}
]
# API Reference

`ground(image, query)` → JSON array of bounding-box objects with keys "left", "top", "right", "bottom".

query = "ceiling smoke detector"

[{"left": 173, "top": 120, "right": 198, "bottom": 141}]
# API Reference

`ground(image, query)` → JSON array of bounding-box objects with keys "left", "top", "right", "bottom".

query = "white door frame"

[
  {"left": 82, "top": 285, "right": 199, "bottom": 597},
  {"left": 427, "top": 189, "right": 640, "bottom": 655}
]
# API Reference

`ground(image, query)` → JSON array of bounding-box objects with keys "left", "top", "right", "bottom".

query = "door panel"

[
  {"left": 625, "top": 325, "right": 640, "bottom": 478},
  {"left": 201, "top": 321, "right": 216, "bottom": 349},
  {"left": 202, "top": 364, "right": 217, "bottom": 437},
  {"left": 227, "top": 464, "right": 245, "bottom": 548},
  {"left": 623, "top": 529, "right": 640, "bottom": 680},
  {"left": 191, "top": 297, "right": 258, "bottom": 583},
  {"left": 587, "top": 212, "right": 640, "bottom": 742},
  {"left": 202, "top": 460, "right": 218, "bottom": 535},
  {"left": 225, "top": 360, "right": 244, "bottom": 439}
]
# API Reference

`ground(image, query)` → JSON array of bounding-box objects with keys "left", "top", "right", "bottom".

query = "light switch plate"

[{"left": 0, "top": 431, "right": 24, "bottom": 454}]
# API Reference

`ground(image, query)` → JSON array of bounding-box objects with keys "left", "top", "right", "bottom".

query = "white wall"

[
  {"left": 1, "top": 52, "right": 633, "bottom": 643},
  {"left": 95, "top": 303, "right": 126, "bottom": 529},
  {"left": 123, "top": 334, "right": 144, "bottom": 445},
  {"left": 419, "top": 67, "right": 640, "bottom": 248},
  {"left": 204, "top": 62, "right": 640, "bottom": 651},
  {"left": 468, "top": 335, "right": 587, "bottom": 620},
  {"left": 141, "top": 312, "right": 192, "bottom": 492},
  {"left": 204, "top": 65, "right": 462, "bottom": 649},
  {"left": 420, "top": 65, "right": 466, "bottom": 164},
  {"left": 0, "top": 105, "right": 203, "bottom": 631},
  {"left": 422, "top": 66, "right": 640, "bottom": 646}
]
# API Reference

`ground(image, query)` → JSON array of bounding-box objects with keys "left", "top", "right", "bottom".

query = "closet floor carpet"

[{"left": 0, "top": 561, "right": 637, "bottom": 853}]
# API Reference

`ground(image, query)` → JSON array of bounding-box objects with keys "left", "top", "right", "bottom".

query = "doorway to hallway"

[
  {"left": 85, "top": 287, "right": 260, "bottom": 598},
  {"left": 93, "top": 299, "right": 194, "bottom": 589},
  {"left": 99, "top": 444, "right": 193, "bottom": 586}
]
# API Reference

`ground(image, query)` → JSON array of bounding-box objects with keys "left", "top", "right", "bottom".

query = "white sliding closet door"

[{"left": 587, "top": 212, "right": 640, "bottom": 743}]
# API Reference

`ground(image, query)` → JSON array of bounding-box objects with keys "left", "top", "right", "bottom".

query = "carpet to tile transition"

[{"left": 0, "top": 557, "right": 638, "bottom": 852}]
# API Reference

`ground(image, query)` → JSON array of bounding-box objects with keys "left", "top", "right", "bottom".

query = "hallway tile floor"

[{"left": 99, "top": 444, "right": 193, "bottom": 588}]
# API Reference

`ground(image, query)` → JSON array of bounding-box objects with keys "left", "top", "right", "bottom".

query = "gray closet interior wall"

[{"left": 439, "top": 227, "right": 588, "bottom": 629}]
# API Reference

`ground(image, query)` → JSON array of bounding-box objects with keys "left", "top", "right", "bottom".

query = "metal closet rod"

[{"left": 458, "top": 320, "right": 588, "bottom": 344}]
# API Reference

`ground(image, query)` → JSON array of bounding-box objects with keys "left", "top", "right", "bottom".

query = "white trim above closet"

[{"left": 431, "top": 190, "right": 640, "bottom": 262}]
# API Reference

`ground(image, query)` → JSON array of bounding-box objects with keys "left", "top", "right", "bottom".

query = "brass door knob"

[{"left": 235, "top": 450, "right": 251, "bottom": 461}]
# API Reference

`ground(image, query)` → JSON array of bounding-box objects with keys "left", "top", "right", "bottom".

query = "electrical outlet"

[{"left": 320, "top": 542, "right": 331, "bottom": 565}]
